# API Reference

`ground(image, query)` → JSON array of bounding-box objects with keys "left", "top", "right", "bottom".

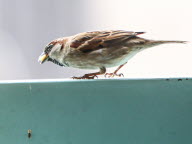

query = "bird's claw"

[
  {"left": 72, "top": 75, "right": 98, "bottom": 79},
  {"left": 104, "top": 73, "right": 124, "bottom": 78}
]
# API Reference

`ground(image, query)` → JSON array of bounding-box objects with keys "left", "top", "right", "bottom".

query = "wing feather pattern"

[{"left": 70, "top": 30, "right": 145, "bottom": 53}]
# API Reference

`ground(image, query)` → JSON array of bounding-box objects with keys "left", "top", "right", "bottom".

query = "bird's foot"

[
  {"left": 72, "top": 74, "right": 98, "bottom": 79},
  {"left": 104, "top": 72, "right": 124, "bottom": 78}
]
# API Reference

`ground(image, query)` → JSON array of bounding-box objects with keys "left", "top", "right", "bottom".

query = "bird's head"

[
  {"left": 38, "top": 42, "right": 54, "bottom": 64},
  {"left": 38, "top": 38, "right": 67, "bottom": 66}
]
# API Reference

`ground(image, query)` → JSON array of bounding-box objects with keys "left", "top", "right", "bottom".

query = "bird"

[{"left": 38, "top": 30, "right": 186, "bottom": 79}]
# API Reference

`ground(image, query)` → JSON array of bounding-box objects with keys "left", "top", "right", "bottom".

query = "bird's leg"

[
  {"left": 72, "top": 67, "right": 106, "bottom": 79},
  {"left": 105, "top": 62, "right": 127, "bottom": 78}
]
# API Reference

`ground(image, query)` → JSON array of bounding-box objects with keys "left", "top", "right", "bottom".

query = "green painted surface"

[{"left": 0, "top": 78, "right": 192, "bottom": 144}]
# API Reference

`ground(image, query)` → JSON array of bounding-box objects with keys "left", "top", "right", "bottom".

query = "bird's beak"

[{"left": 38, "top": 52, "right": 49, "bottom": 64}]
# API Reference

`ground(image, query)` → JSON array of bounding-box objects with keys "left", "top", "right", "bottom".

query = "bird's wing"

[{"left": 70, "top": 30, "right": 145, "bottom": 53}]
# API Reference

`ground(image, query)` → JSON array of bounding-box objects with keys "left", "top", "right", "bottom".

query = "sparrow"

[{"left": 38, "top": 30, "right": 186, "bottom": 79}]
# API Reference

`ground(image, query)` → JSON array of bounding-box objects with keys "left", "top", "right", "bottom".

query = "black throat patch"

[{"left": 47, "top": 58, "right": 68, "bottom": 67}]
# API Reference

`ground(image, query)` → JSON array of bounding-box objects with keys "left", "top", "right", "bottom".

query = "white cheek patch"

[
  {"left": 49, "top": 44, "right": 64, "bottom": 63},
  {"left": 53, "top": 44, "right": 62, "bottom": 51},
  {"left": 49, "top": 44, "right": 61, "bottom": 57}
]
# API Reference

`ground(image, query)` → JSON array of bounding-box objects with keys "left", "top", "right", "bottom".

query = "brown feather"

[{"left": 70, "top": 30, "right": 144, "bottom": 53}]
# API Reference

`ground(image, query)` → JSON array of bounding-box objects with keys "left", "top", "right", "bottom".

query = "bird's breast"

[{"left": 63, "top": 47, "right": 142, "bottom": 69}]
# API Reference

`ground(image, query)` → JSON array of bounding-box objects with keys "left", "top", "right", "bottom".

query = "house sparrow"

[{"left": 38, "top": 30, "right": 186, "bottom": 79}]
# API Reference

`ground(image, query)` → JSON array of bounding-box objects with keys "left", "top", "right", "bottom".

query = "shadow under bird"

[{"left": 38, "top": 30, "right": 186, "bottom": 79}]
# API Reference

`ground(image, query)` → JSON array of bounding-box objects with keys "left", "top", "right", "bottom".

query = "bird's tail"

[
  {"left": 142, "top": 40, "right": 187, "bottom": 49},
  {"left": 151, "top": 40, "right": 187, "bottom": 44}
]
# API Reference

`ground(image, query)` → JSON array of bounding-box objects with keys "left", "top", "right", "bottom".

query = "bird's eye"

[{"left": 45, "top": 44, "right": 54, "bottom": 54}]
